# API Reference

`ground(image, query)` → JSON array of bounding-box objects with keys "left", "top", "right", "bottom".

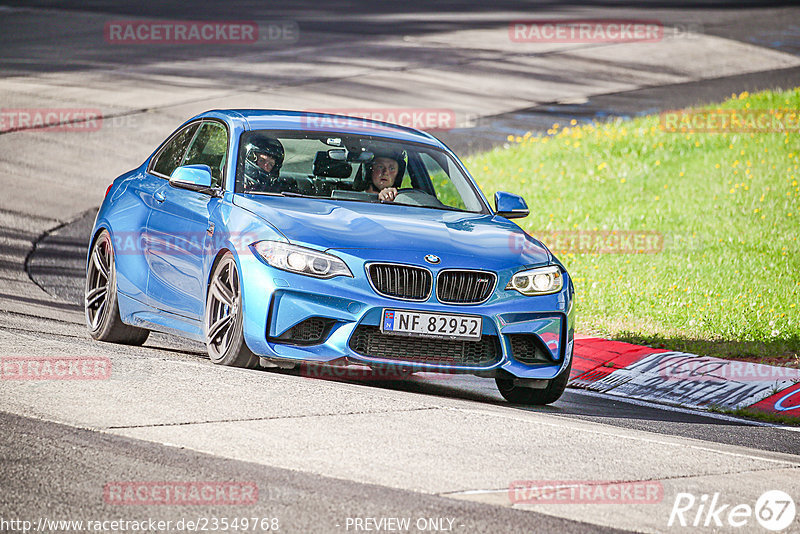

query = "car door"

[
  {"left": 116, "top": 121, "right": 199, "bottom": 302},
  {"left": 145, "top": 120, "right": 228, "bottom": 320}
]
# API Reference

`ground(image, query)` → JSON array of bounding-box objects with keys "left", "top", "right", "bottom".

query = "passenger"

[
  {"left": 241, "top": 135, "right": 297, "bottom": 193},
  {"left": 364, "top": 151, "right": 405, "bottom": 202}
]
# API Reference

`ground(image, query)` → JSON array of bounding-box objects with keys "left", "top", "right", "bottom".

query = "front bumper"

[{"left": 238, "top": 252, "right": 574, "bottom": 380}]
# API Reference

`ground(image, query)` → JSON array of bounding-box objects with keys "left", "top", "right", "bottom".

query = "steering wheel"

[{"left": 392, "top": 188, "right": 443, "bottom": 208}]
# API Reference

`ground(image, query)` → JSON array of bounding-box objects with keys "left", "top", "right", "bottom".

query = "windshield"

[{"left": 235, "top": 130, "right": 486, "bottom": 213}]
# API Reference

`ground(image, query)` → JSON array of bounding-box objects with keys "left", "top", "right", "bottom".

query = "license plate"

[{"left": 381, "top": 309, "right": 482, "bottom": 341}]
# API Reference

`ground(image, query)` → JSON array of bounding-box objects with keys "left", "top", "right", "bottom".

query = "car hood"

[{"left": 234, "top": 195, "right": 551, "bottom": 269}]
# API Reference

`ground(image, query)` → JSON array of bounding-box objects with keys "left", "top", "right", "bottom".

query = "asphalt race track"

[{"left": 2, "top": 2, "right": 800, "bottom": 533}]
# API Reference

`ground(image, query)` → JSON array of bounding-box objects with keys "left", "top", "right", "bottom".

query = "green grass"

[
  {"left": 465, "top": 89, "right": 800, "bottom": 361},
  {"left": 709, "top": 405, "right": 800, "bottom": 426}
]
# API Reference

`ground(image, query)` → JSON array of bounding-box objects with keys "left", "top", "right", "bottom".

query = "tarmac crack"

[
  {"left": 441, "top": 464, "right": 800, "bottom": 499},
  {"left": 104, "top": 406, "right": 441, "bottom": 430}
]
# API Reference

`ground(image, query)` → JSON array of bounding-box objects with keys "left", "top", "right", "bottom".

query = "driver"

[
  {"left": 364, "top": 150, "right": 405, "bottom": 202},
  {"left": 242, "top": 135, "right": 297, "bottom": 193}
]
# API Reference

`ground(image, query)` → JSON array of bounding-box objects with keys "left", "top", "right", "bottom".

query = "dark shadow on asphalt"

[
  {"left": 0, "top": 291, "right": 82, "bottom": 312},
  {"left": 262, "top": 364, "right": 751, "bottom": 425}
]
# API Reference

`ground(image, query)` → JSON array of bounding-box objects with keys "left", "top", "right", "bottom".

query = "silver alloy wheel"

[
  {"left": 206, "top": 256, "right": 240, "bottom": 361},
  {"left": 85, "top": 232, "right": 112, "bottom": 330}
]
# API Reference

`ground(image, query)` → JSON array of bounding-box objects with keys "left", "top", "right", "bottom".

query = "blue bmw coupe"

[{"left": 86, "top": 110, "right": 575, "bottom": 404}]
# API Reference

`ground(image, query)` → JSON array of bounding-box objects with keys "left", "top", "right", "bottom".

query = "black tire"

[
  {"left": 495, "top": 362, "right": 571, "bottom": 405},
  {"left": 204, "top": 252, "right": 259, "bottom": 369},
  {"left": 85, "top": 229, "right": 150, "bottom": 345}
]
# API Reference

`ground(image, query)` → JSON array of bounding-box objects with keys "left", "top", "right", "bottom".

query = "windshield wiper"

[
  {"left": 243, "top": 191, "right": 315, "bottom": 198},
  {"left": 390, "top": 202, "right": 471, "bottom": 213}
]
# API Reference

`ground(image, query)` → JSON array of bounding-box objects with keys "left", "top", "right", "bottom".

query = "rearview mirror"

[
  {"left": 348, "top": 150, "right": 374, "bottom": 163},
  {"left": 327, "top": 149, "right": 347, "bottom": 161},
  {"left": 495, "top": 191, "right": 529, "bottom": 219},
  {"left": 169, "top": 165, "right": 214, "bottom": 194}
]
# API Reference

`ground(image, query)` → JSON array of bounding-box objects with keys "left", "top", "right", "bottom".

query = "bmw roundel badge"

[{"left": 424, "top": 254, "right": 441, "bottom": 264}]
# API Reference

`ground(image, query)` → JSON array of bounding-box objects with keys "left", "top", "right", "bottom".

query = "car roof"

[{"left": 195, "top": 109, "right": 446, "bottom": 148}]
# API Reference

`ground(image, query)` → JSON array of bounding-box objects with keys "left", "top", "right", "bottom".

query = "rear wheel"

[
  {"left": 205, "top": 252, "right": 259, "bottom": 369},
  {"left": 85, "top": 229, "right": 150, "bottom": 345},
  {"left": 495, "top": 362, "right": 571, "bottom": 405}
]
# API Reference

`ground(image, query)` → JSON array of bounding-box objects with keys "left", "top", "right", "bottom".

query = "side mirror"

[
  {"left": 495, "top": 191, "right": 529, "bottom": 219},
  {"left": 169, "top": 165, "right": 215, "bottom": 194}
]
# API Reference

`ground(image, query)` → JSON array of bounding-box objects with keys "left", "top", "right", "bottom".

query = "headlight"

[
  {"left": 252, "top": 241, "right": 353, "bottom": 279},
  {"left": 506, "top": 265, "right": 563, "bottom": 296}
]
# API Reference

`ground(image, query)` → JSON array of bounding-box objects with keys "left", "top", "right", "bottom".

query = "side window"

[
  {"left": 419, "top": 153, "right": 467, "bottom": 211},
  {"left": 182, "top": 122, "right": 228, "bottom": 187},
  {"left": 151, "top": 123, "right": 199, "bottom": 178}
]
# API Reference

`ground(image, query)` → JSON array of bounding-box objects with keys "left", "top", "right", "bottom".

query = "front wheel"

[
  {"left": 495, "top": 363, "right": 571, "bottom": 405},
  {"left": 85, "top": 229, "right": 150, "bottom": 345},
  {"left": 204, "top": 252, "right": 259, "bottom": 369}
]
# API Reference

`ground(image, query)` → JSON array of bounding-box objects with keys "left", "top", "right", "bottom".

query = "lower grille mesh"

[
  {"left": 276, "top": 317, "right": 334, "bottom": 345},
  {"left": 508, "top": 334, "right": 554, "bottom": 365},
  {"left": 349, "top": 325, "right": 499, "bottom": 366}
]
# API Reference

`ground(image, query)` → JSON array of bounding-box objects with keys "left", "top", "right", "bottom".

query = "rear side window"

[
  {"left": 151, "top": 123, "right": 199, "bottom": 178},
  {"left": 182, "top": 122, "right": 228, "bottom": 187}
]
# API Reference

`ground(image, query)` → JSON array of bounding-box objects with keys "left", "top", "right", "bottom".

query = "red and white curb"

[{"left": 569, "top": 336, "right": 800, "bottom": 421}]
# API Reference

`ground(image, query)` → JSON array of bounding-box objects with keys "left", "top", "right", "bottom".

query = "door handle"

[{"left": 154, "top": 190, "right": 166, "bottom": 203}]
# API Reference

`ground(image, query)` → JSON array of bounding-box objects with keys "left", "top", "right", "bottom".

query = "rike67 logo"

[{"left": 668, "top": 490, "right": 796, "bottom": 531}]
